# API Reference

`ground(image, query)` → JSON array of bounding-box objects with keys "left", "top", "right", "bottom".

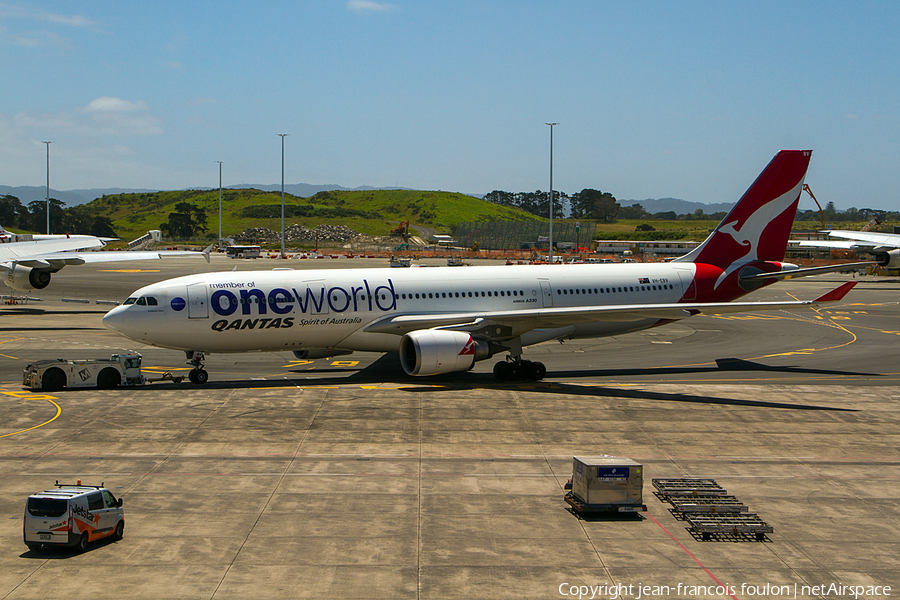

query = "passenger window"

[
  {"left": 103, "top": 490, "right": 117, "bottom": 508},
  {"left": 87, "top": 492, "right": 104, "bottom": 511}
]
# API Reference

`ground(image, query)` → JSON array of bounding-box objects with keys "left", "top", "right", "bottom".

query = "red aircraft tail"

[{"left": 676, "top": 150, "right": 812, "bottom": 270}]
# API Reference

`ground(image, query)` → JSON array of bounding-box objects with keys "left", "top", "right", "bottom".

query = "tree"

[
  {"left": 0, "top": 195, "right": 24, "bottom": 228},
  {"left": 24, "top": 198, "right": 66, "bottom": 233},
  {"left": 61, "top": 205, "right": 117, "bottom": 237},
  {"left": 571, "top": 189, "right": 619, "bottom": 222},
  {"left": 484, "top": 190, "right": 516, "bottom": 207},
  {"left": 618, "top": 203, "right": 647, "bottom": 220},
  {"left": 160, "top": 202, "right": 208, "bottom": 238}
]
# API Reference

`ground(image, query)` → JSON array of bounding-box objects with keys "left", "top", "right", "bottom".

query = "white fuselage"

[{"left": 102, "top": 263, "right": 697, "bottom": 355}]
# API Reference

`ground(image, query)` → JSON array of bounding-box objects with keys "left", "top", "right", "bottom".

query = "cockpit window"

[
  {"left": 123, "top": 297, "right": 137, "bottom": 305},
  {"left": 136, "top": 297, "right": 146, "bottom": 306},
  {"left": 147, "top": 297, "right": 158, "bottom": 306}
]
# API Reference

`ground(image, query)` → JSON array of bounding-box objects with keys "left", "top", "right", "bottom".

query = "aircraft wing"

[
  {"left": 1, "top": 241, "right": 211, "bottom": 286},
  {"left": 824, "top": 230, "right": 900, "bottom": 246},
  {"left": 0, "top": 237, "right": 105, "bottom": 263},
  {"left": 794, "top": 230, "right": 900, "bottom": 253},
  {"left": 364, "top": 282, "right": 857, "bottom": 336}
]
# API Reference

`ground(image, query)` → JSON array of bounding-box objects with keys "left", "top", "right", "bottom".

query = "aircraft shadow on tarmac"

[
  {"left": 106, "top": 355, "right": 864, "bottom": 411},
  {"left": 550, "top": 356, "right": 878, "bottom": 380},
  {"left": 287, "top": 354, "right": 864, "bottom": 412}
]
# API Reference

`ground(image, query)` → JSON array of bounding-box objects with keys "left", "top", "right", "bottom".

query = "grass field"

[
  {"left": 88, "top": 188, "right": 543, "bottom": 241},
  {"left": 61, "top": 188, "right": 890, "bottom": 246}
]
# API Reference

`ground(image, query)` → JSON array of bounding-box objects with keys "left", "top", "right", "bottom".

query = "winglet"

[
  {"left": 813, "top": 281, "right": 858, "bottom": 303},
  {"left": 201, "top": 244, "right": 214, "bottom": 263}
]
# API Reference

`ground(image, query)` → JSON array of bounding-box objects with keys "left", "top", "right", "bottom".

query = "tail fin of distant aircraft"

[{"left": 675, "top": 150, "right": 812, "bottom": 269}]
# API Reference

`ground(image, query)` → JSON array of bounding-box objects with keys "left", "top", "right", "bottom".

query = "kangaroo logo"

[
  {"left": 711, "top": 180, "right": 804, "bottom": 289},
  {"left": 458, "top": 337, "right": 475, "bottom": 356}
]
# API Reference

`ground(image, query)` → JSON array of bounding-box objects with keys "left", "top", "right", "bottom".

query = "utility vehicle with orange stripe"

[{"left": 24, "top": 481, "right": 124, "bottom": 552}]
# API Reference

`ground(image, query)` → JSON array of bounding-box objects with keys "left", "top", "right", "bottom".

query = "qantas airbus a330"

[{"left": 103, "top": 150, "right": 859, "bottom": 384}]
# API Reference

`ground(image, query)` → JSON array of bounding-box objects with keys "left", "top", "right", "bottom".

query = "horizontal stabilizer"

[
  {"left": 739, "top": 262, "right": 873, "bottom": 283},
  {"left": 812, "top": 281, "right": 858, "bottom": 303}
]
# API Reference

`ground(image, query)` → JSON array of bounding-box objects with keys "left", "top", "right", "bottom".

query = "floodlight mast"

[
  {"left": 545, "top": 123, "right": 558, "bottom": 263},
  {"left": 43, "top": 141, "right": 52, "bottom": 234},
  {"left": 277, "top": 134, "right": 289, "bottom": 258},
  {"left": 216, "top": 161, "right": 223, "bottom": 245}
]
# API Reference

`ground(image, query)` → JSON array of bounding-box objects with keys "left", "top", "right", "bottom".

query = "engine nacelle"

[
  {"left": 292, "top": 348, "right": 353, "bottom": 360},
  {"left": 872, "top": 249, "right": 900, "bottom": 268},
  {"left": 4, "top": 266, "right": 52, "bottom": 291},
  {"left": 399, "top": 329, "right": 493, "bottom": 376}
]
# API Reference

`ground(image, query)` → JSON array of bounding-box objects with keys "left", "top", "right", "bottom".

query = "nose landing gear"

[{"left": 185, "top": 351, "right": 209, "bottom": 385}]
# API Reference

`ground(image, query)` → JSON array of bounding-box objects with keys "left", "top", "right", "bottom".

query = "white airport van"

[{"left": 23, "top": 481, "right": 124, "bottom": 552}]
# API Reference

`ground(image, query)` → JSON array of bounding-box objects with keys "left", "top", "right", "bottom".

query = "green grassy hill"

[{"left": 88, "top": 188, "right": 544, "bottom": 241}]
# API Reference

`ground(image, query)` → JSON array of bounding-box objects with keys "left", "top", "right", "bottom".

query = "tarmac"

[{"left": 0, "top": 255, "right": 898, "bottom": 599}]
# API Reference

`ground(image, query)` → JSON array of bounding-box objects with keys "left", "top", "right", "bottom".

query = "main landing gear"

[
  {"left": 492, "top": 357, "right": 547, "bottom": 381},
  {"left": 185, "top": 351, "right": 209, "bottom": 385}
]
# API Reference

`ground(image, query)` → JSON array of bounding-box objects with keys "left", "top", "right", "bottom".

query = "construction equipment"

[{"left": 390, "top": 221, "right": 410, "bottom": 238}]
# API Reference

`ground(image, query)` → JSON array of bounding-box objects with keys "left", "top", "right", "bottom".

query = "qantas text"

[{"left": 208, "top": 279, "right": 397, "bottom": 317}]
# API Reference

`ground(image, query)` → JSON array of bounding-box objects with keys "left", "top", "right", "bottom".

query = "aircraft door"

[
  {"left": 677, "top": 270, "right": 697, "bottom": 301},
  {"left": 539, "top": 280, "right": 553, "bottom": 307},
  {"left": 187, "top": 284, "right": 209, "bottom": 319}
]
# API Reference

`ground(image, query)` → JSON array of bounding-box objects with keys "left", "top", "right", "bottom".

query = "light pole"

[
  {"left": 545, "top": 123, "right": 558, "bottom": 263},
  {"left": 277, "top": 134, "right": 289, "bottom": 258},
  {"left": 216, "top": 161, "right": 223, "bottom": 246},
  {"left": 43, "top": 141, "right": 52, "bottom": 234}
]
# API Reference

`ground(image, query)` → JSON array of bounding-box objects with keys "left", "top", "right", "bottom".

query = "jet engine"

[
  {"left": 4, "top": 266, "right": 52, "bottom": 291},
  {"left": 292, "top": 348, "right": 353, "bottom": 360},
  {"left": 399, "top": 329, "right": 494, "bottom": 376},
  {"left": 872, "top": 249, "right": 900, "bottom": 268}
]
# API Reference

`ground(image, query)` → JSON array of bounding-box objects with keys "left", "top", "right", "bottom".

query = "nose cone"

[{"left": 102, "top": 305, "right": 129, "bottom": 336}]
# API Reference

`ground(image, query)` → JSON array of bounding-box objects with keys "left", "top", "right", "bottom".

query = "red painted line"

[{"left": 644, "top": 511, "right": 741, "bottom": 600}]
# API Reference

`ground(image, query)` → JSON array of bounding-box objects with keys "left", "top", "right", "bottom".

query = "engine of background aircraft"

[
  {"left": 4, "top": 266, "right": 51, "bottom": 291},
  {"left": 873, "top": 249, "right": 900, "bottom": 268}
]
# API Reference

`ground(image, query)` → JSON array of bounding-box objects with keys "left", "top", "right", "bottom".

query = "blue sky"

[{"left": 1, "top": 1, "right": 898, "bottom": 210}]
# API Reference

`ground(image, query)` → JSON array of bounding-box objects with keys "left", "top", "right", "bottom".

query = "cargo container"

[{"left": 565, "top": 456, "right": 646, "bottom": 513}]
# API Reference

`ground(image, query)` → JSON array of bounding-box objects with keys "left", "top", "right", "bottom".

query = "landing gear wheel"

[
  {"left": 493, "top": 359, "right": 546, "bottom": 381},
  {"left": 526, "top": 361, "right": 546, "bottom": 381},
  {"left": 188, "top": 369, "right": 209, "bottom": 385},
  {"left": 493, "top": 361, "right": 511, "bottom": 381}
]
